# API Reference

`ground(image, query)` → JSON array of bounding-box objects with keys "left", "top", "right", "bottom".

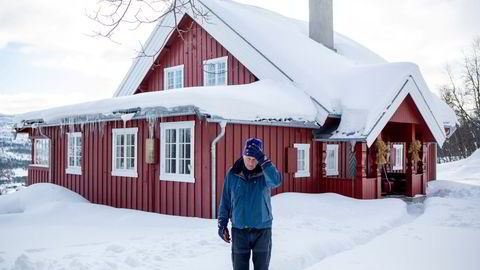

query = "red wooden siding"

[
  {"left": 319, "top": 142, "right": 355, "bottom": 197},
  {"left": 27, "top": 117, "right": 323, "bottom": 219},
  {"left": 137, "top": 16, "right": 257, "bottom": 94},
  {"left": 427, "top": 143, "right": 437, "bottom": 181},
  {"left": 214, "top": 124, "right": 322, "bottom": 215}
]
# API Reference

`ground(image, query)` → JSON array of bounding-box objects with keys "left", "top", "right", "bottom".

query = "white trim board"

[{"left": 365, "top": 77, "right": 446, "bottom": 148}]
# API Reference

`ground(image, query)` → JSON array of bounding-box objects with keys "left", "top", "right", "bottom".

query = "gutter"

[
  {"left": 211, "top": 120, "right": 227, "bottom": 219},
  {"left": 206, "top": 118, "right": 320, "bottom": 129}
]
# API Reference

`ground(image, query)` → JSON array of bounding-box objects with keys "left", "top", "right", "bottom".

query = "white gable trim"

[
  {"left": 113, "top": 9, "right": 291, "bottom": 97},
  {"left": 113, "top": 14, "right": 178, "bottom": 97},
  {"left": 365, "top": 76, "right": 446, "bottom": 148}
]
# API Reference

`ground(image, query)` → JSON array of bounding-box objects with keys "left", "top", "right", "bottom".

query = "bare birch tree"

[{"left": 439, "top": 37, "right": 480, "bottom": 161}]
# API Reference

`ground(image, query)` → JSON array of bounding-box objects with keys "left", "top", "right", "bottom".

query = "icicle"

[{"left": 120, "top": 113, "right": 136, "bottom": 128}]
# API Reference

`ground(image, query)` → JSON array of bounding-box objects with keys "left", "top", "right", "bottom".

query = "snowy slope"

[
  {"left": 437, "top": 148, "right": 480, "bottom": 186},
  {"left": 0, "top": 115, "right": 31, "bottom": 180}
]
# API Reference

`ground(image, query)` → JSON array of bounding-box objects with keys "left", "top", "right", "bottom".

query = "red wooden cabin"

[{"left": 15, "top": 0, "right": 457, "bottom": 219}]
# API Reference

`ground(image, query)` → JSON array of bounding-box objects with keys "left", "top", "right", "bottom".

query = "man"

[{"left": 218, "top": 138, "right": 282, "bottom": 270}]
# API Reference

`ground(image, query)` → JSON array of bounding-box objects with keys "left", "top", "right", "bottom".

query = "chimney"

[{"left": 309, "top": 0, "right": 334, "bottom": 51}]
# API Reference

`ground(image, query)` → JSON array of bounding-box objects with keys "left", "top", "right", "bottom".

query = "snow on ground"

[
  {"left": 0, "top": 184, "right": 406, "bottom": 270},
  {"left": 1, "top": 150, "right": 479, "bottom": 270},
  {"left": 437, "top": 148, "right": 480, "bottom": 186},
  {"left": 305, "top": 180, "right": 480, "bottom": 270}
]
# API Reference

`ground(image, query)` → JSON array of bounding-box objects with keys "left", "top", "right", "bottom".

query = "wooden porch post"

[
  {"left": 420, "top": 142, "right": 427, "bottom": 194},
  {"left": 372, "top": 133, "right": 383, "bottom": 198},
  {"left": 355, "top": 142, "right": 367, "bottom": 199},
  {"left": 406, "top": 124, "right": 416, "bottom": 197},
  {"left": 320, "top": 142, "right": 326, "bottom": 193}
]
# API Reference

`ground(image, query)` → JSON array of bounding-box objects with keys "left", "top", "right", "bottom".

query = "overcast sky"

[{"left": 0, "top": 0, "right": 479, "bottom": 115}]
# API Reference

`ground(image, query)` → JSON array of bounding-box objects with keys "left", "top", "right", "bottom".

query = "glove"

[
  {"left": 218, "top": 218, "right": 231, "bottom": 243},
  {"left": 245, "top": 144, "right": 270, "bottom": 167}
]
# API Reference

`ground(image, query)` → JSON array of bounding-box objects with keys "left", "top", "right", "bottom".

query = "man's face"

[{"left": 243, "top": 155, "right": 258, "bottom": 171}]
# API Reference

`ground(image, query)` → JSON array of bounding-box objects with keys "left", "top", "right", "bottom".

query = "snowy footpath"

[{"left": 1, "top": 151, "right": 480, "bottom": 270}]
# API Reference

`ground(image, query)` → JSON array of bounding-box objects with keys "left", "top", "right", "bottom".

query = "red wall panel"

[{"left": 137, "top": 16, "right": 257, "bottom": 94}]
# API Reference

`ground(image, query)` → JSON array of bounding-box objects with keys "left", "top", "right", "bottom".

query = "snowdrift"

[
  {"left": 0, "top": 183, "right": 88, "bottom": 214},
  {"left": 437, "top": 148, "right": 480, "bottom": 185}
]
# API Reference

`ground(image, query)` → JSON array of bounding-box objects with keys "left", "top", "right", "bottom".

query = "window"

[
  {"left": 294, "top": 144, "right": 310, "bottom": 178},
  {"left": 203, "top": 56, "right": 228, "bottom": 86},
  {"left": 160, "top": 121, "right": 195, "bottom": 182},
  {"left": 164, "top": 65, "right": 184, "bottom": 90},
  {"left": 112, "top": 128, "right": 138, "bottom": 177},
  {"left": 326, "top": 144, "right": 339, "bottom": 176},
  {"left": 34, "top": 139, "right": 50, "bottom": 167},
  {"left": 393, "top": 144, "right": 404, "bottom": 170},
  {"left": 66, "top": 132, "right": 82, "bottom": 175}
]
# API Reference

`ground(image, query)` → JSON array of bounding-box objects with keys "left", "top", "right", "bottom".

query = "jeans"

[{"left": 231, "top": 227, "right": 272, "bottom": 270}]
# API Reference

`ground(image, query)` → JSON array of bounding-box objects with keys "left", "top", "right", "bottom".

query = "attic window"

[
  {"left": 164, "top": 65, "right": 184, "bottom": 90},
  {"left": 203, "top": 56, "right": 228, "bottom": 86}
]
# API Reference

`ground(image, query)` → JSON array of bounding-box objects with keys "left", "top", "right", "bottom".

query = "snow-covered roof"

[
  {"left": 15, "top": 0, "right": 457, "bottom": 147},
  {"left": 15, "top": 80, "right": 317, "bottom": 127},
  {"left": 111, "top": 0, "right": 456, "bottom": 147}
]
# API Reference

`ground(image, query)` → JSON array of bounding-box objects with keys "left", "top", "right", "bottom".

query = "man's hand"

[
  {"left": 218, "top": 218, "right": 231, "bottom": 243},
  {"left": 245, "top": 144, "right": 269, "bottom": 166}
]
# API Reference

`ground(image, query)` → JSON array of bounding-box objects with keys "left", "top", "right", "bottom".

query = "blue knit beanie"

[{"left": 243, "top": 138, "right": 263, "bottom": 156}]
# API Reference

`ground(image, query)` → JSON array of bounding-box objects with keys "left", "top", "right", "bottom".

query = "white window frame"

[
  {"left": 111, "top": 128, "right": 138, "bottom": 178},
  {"left": 326, "top": 144, "right": 339, "bottom": 176},
  {"left": 66, "top": 132, "right": 82, "bottom": 175},
  {"left": 160, "top": 121, "right": 195, "bottom": 183},
  {"left": 33, "top": 138, "right": 50, "bottom": 167},
  {"left": 393, "top": 144, "right": 404, "bottom": 170},
  {"left": 294, "top": 144, "right": 310, "bottom": 178},
  {"left": 203, "top": 56, "right": 228, "bottom": 86},
  {"left": 164, "top": 64, "right": 184, "bottom": 90}
]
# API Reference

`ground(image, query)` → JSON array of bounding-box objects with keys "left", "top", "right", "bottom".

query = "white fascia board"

[
  {"left": 113, "top": 14, "right": 178, "bottom": 97},
  {"left": 365, "top": 77, "right": 446, "bottom": 147}
]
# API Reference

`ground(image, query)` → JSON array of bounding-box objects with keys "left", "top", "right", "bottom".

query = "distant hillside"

[{"left": 0, "top": 115, "right": 31, "bottom": 182}]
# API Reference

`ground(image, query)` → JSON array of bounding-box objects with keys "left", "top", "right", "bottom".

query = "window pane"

[
  {"left": 185, "top": 143, "right": 191, "bottom": 159},
  {"left": 166, "top": 159, "right": 171, "bottom": 173},
  {"left": 127, "top": 145, "right": 132, "bottom": 158},
  {"left": 179, "top": 128, "right": 185, "bottom": 143},
  {"left": 327, "top": 150, "right": 335, "bottom": 170},
  {"left": 126, "top": 158, "right": 134, "bottom": 169},
  {"left": 171, "top": 159, "right": 176, "bottom": 173},
  {"left": 185, "top": 128, "right": 191, "bottom": 143},
  {"left": 130, "top": 146, "right": 135, "bottom": 158},
  {"left": 170, "top": 143, "right": 176, "bottom": 158},
  {"left": 179, "top": 144, "right": 185, "bottom": 158},
  {"left": 207, "top": 64, "right": 216, "bottom": 85},
  {"left": 175, "top": 69, "right": 182, "bottom": 88},
  {"left": 167, "top": 71, "right": 174, "bottom": 89},
  {"left": 116, "top": 157, "right": 123, "bottom": 169},
  {"left": 185, "top": 160, "right": 191, "bottom": 174},
  {"left": 166, "top": 129, "right": 176, "bottom": 143},
  {"left": 179, "top": 159, "right": 185, "bottom": 174},
  {"left": 217, "top": 62, "right": 225, "bottom": 85},
  {"left": 116, "top": 146, "right": 123, "bottom": 158}
]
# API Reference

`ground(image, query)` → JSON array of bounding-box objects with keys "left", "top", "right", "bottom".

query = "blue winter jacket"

[{"left": 218, "top": 158, "right": 282, "bottom": 229}]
